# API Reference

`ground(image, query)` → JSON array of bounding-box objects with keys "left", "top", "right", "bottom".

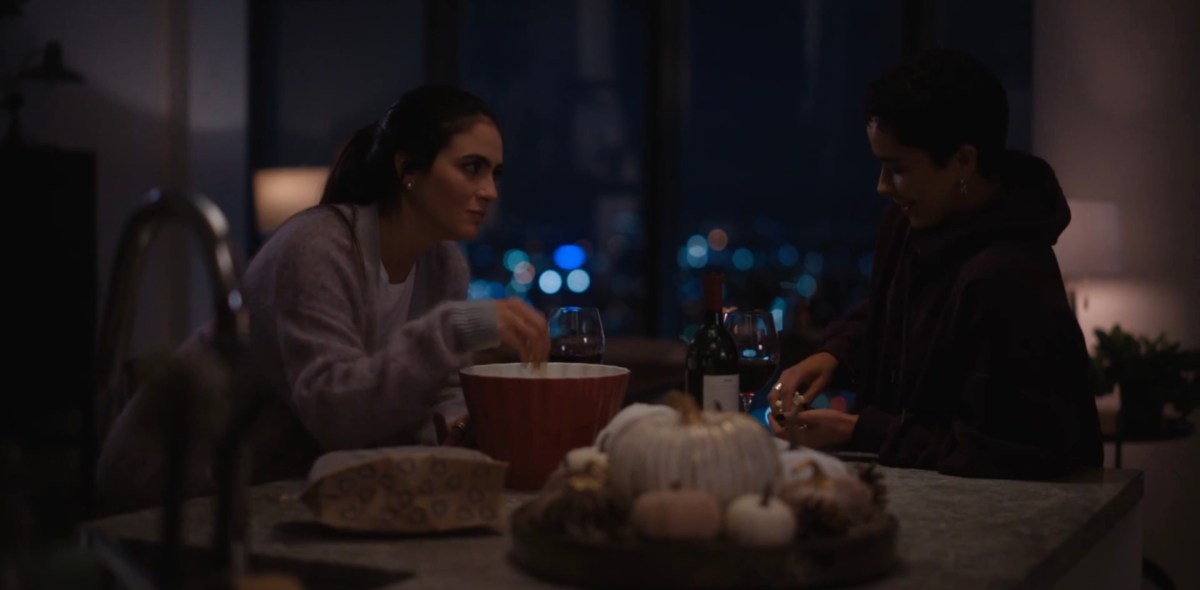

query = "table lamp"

[
  {"left": 1054, "top": 199, "right": 1123, "bottom": 313},
  {"left": 252, "top": 166, "right": 329, "bottom": 233}
]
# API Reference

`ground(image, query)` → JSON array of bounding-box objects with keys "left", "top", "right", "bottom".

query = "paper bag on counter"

[{"left": 300, "top": 446, "right": 508, "bottom": 533}]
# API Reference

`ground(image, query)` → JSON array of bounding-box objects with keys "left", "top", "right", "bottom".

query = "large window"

[
  {"left": 674, "top": 1, "right": 902, "bottom": 352},
  {"left": 459, "top": 0, "right": 648, "bottom": 335},
  {"left": 255, "top": 0, "right": 1032, "bottom": 349},
  {"left": 454, "top": 0, "right": 903, "bottom": 343}
]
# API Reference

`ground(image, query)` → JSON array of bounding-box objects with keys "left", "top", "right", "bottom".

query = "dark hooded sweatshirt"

[{"left": 823, "top": 152, "right": 1103, "bottom": 479}]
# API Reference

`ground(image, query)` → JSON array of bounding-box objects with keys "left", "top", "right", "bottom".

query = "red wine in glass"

[
  {"left": 739, "top": 359, "right": 779, "bottom": 397},
  {"left": 548, "top": 308, "right": 605, "bottom": 364},
  {"left": 738, "top": 359, "right": 778, "bottom": 412},
  {"left": 723, "top": 310, "right": 780, "bottom": 414}
]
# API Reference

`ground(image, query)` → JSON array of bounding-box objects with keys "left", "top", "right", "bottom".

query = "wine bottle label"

[{"left": 702, "top": 374, "right": 739, "bottom": 412}]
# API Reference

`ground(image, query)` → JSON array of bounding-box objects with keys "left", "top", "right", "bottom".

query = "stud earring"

[{"left": 404, "top": 180, "right": 414, "bottom": 191}]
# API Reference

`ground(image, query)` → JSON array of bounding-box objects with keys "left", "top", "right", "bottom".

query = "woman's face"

[
  {"left": 867, "top": 121, "right": 969, "bottom": 230},
  {"left": 404, "top": 118, "right": 503, "bottom": 241}
]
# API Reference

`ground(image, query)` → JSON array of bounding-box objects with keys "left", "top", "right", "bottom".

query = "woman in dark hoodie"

[{"left": 768, "top": 49, "right": 1102, "bottom": 479}]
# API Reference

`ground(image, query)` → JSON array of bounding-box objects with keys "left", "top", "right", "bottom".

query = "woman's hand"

[
  {"left": 785, "top": 409, "right": 858, "bottom": 449},
  {"left": 494, "top": 297, "right": 550, "bottom": 364},
  {"left": 434, "top": 413, "right": 473, "bottom": 447},
  {"left": 767, "top": 352, "right": 839, "bottom": 436}
]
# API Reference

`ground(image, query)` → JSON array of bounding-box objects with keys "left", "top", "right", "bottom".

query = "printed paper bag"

[{"left": 301, "top": 446, "right": 508, "bottom": 533}]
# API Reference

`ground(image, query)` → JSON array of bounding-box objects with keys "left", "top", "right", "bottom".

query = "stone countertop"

[{"left": 81, "top": 466, "right": 1142, "bottom": 590}]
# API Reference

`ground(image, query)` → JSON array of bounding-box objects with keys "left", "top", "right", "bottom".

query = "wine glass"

[
  {"left": 548, "top": 306, "right": 606, "bottom": 363},
  {"left": 723, "top": 309, "right": 780, "bottom": 413}
]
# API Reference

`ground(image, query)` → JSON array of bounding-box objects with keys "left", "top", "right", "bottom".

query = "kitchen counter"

[{"left": 81, "top": 465, "right": 1143, "bottom": 589}]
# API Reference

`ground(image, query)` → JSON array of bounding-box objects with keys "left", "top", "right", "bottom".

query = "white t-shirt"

[{"left": 377, "top": 260, "right": 416, "bottom": 331}]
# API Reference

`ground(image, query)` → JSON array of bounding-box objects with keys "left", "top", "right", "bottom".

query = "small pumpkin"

[
  {"left": 723, "top": 485, "right": 795, "bottom": 547},
  {"left": 594, "top": 403, "right": 678, "bottom": 452},
  {"left": 562, "top": 446, "right": 609, "bottom": 472},
  {"left": 629, "top": 487, "right": 721, "bottom": 541},
  {"left": 606, "top": 392, "right": 780, "bottom": 507}
]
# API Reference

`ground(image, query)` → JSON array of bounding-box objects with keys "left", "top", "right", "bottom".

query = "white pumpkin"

[
  {"left": 594, "top": 403, "right": 678, "bottom": 452},
  {"left": 606, "top": 393, "right": 780, "bottom": 507},
  {"left": 724, "top": 490, "right": 795, "bottom": 547},
  {"left": 562, "top": 446, "right": 609, "bottom": 472},
  {"left": 778, "top": 447, "right": 851, "bottom": 484}
]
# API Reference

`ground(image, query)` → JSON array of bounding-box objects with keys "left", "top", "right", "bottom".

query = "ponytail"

[{"left": 320, "top": 124, "right": 397, "bottom": 205}]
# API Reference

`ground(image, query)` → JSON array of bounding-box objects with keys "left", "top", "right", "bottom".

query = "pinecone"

[
  {"left": 782, "top": 475, "right": 876, "bottom": 538},
  {"left": 855, "top": 463, "right": 888, "bottom": 510},
  {"left": 512, "top": 462, "right": 629, "bottom": 542}
]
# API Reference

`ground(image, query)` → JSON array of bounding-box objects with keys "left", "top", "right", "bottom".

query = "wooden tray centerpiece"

[{"left": 509, "top": 393, "right": 899, "bottom": 589}]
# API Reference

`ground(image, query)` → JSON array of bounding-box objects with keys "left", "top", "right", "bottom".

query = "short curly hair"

[{"left": 864, "top": 49, "right": 1009, "bottom": 178}]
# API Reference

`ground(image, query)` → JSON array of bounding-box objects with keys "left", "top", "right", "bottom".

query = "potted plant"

[{"left": 1091, "top": 325, "right": 1200, "bottom": 437}]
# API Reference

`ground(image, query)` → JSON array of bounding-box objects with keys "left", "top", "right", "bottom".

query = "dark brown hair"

[{"left": 320, "top": 85, "right": 499, "bottom": 206}]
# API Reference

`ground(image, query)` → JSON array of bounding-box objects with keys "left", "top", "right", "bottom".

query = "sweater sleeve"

[
  {"left": 848, "top": 264, "right": 1103, "bottom": 479},
  {"left": 819, "top": 299, "right": 871, "bottom": 390},
  {"left": 270, "top": 226, "right": 498, "bottom": 450}
]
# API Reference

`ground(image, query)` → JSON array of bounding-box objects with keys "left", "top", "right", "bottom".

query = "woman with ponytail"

[{"left": 97, "top": 85, "right": 548, "bottom": 510}]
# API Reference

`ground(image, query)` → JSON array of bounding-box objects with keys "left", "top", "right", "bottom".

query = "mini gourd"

[{"left": 629, "top": 486, "right": 722, "bottom": 541}]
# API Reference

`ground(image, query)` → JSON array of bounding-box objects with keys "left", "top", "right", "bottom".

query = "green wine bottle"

[{"left": 684, "top": 272, "right": 739, "bottom": 411}]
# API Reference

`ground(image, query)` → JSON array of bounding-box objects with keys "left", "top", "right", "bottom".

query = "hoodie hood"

[{"left": 909, "top": 151, "right": 1071, "bottom": 267}]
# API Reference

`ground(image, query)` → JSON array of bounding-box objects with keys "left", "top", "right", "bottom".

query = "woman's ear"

[
  {"left": 954, "top": 144, "right": 979, "bottom": 177},
  {"left": 393, "top": 153, "right": 409, "bottom": 183}
]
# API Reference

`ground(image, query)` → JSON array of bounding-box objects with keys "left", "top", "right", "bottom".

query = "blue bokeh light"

[
  {"left": 553, "top": 244, "right": 586, "bottom": 270},
  {"left": 503, "top": 249, "right": 530, "bottom": 272},
  {"left": 796, "top": 274, "right": 818, "bottom": 298},
  {"left": 566, "top": 269, "right": 591, "bottom": 293},
  {"left": 468, "top": 279, "right": 492, "bottom": 300},
  {"left": 732, "top": 248, "right": 754, "bottom": 271},
  {"left": 539, "top": 270, "right": 563, "bottom": 294},
  {"left": 508, "top": 278, "right": 531, "bottom": 294},
  {"left": 778, "top": 244, "right": 799, "bottom": 267}
]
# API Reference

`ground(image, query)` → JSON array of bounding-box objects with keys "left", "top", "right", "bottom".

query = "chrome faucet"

[
  {"left": 92, "top": 189, "right": 246, "bottom": 440},
  {"left": 90, "top": 188, "right": 253, "bottom": 589}
]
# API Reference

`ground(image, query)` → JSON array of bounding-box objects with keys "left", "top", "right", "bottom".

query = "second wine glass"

[
  {"left": 548, "top": 306, "right": 606, "bottom": 363},
  {"left": 724, "top": 309, "right": 780, "bottom": 414}
]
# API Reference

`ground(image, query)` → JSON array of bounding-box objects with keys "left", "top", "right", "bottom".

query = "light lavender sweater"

[
  {"left": 96, "top": 203, "right": 498, "bottom": 510},
  {"left": 242, "top": 203, "right": 498, "bottom": 448}
]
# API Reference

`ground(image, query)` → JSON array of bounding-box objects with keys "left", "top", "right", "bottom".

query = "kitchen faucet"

[{"left": 90, "top": 188, "right": 256, "bottom": 589}]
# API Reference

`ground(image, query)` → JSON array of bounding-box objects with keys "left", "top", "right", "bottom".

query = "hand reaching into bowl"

[{"left": 494, "top": 297, "right": 550, "bottom": 365}]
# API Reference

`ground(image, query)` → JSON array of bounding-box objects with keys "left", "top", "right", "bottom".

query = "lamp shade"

[
  {"left": 1055, "top": 199, "right": 1123, "bottom": 277},
  {"left": 253, "top": 166, "right": 329, "bottom": 232}
]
